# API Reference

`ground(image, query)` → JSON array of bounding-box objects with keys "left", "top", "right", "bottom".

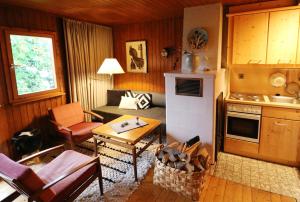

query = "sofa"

[{"left": 92, "top": 90, "right": 166, "bottom": 137}]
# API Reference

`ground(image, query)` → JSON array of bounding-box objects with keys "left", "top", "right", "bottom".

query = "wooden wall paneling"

[
  {"left": 0, "top": 6, "right": 68, "bottom": 156},
  {"left": 1, "top": 0, "right": 285, "bottom": 25},
  {"left": 113, "top": 17, "right": 183, "bottom": 93},
  {"left": 230, "top": 68, "right": 300, "bottom": 95},
  {"left": 0, "top": 108, "right": 10, "bottom": 155}
]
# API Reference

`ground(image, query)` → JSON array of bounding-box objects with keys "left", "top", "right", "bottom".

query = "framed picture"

[{"left": 126, "top": 40, "right": 147, "bottom": 73}]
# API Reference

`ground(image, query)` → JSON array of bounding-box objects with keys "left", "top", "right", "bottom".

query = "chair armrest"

[
  {"left": 18, "top": 145, "right": 65, "bottom": 164},
  {"left": 49, "top": 120, "right": 72, "bottom": 132},
  {"left": 83, "top": 110, "right": 104, "bottom": 121},
  {"left": 29, "top": 156, "right": 100, "bottom": 200}
]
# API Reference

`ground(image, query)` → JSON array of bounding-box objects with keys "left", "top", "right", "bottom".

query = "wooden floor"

[{"left": 126, "top": 168, "right": 296, "bottom": 202}]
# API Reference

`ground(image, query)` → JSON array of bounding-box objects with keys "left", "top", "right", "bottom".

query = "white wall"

[
  {"left": 165, "top": 72, "right": 217, "bottom": 159},
  {"left": 182, "top": 3, "right": 223, "bottom": 70}
]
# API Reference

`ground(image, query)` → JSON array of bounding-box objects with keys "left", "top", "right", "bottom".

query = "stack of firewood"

[{"left": 155, "top": 141, "right": 210, "bottom": 172}]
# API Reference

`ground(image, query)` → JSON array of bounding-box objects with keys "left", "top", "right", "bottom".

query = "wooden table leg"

[
  {"left": 98, "top": 159, "right": 104, "bottom": 195},
  {"left": 132, "top": 147, "right": 138, "bottom": 181},
  {"left": 159, "top": 125, "right": 162, "bottom": 144},
  {"left": 93, "top": 136, "right": 98, "bottom": 157}
]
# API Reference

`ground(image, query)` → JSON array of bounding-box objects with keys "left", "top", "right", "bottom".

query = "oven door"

[{"left": 226, "top": 111, "right": 261, "bottom": 143}]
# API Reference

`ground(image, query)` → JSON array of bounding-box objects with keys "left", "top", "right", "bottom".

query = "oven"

[{"left": 226, "top": 103, "right": 261, "bottom": 143}]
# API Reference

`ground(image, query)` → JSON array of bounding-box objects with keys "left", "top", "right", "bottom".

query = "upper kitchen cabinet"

[
  {"left": 232, "top": 13, "right": 269, "bottom": 64},
  {"left": 267, "top": 9, "right": 300, "bottom": 64}
]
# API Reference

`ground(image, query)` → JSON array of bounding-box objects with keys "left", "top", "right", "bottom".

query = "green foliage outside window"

[{"left": 10, "top": 35, "right": 57, "bottom": 95}]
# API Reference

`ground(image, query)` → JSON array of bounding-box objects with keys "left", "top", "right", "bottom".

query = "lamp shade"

[{"left": 97, "top": 58, "right": 124, "bottom": 75}]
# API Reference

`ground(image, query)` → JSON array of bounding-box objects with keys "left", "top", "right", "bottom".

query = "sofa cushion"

[
  {"left": 119, "top": 96, "right": 138, "bottom": 110},
  {"left": 133, "top": 91, "right": 165, "bottom": 107},
  {"left": 125, "top": 91, "right": 152, "bottom": 109},
  {"left": 107, "top": 90, "right": 126, "bottom": 106},
  {"left": 92, "top": 106, "right": 166, "bottom": 124}
]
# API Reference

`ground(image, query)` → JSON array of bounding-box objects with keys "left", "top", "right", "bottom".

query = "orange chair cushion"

[
  {"left": 37, "top": 150, "right": 98, "bottom": 202},
  {"left": 51, "top": 103, "right": 85, "bottom": 128}
]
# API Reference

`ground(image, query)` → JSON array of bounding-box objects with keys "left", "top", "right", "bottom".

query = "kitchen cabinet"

[
  {"left": 267, "top": 9, "right": 300, "bottom": 64},
  {"left": 232, "top": 13, "right": 269, "bottom": 64},
  {"left": 229, "top": 7, "right": 300, "bottom": 65},
  {"left": 259, "top": 107, "right": 300, "bottom": 165},
  {"left": 259, "top": 117, "right": 300, "bottom": 163}
]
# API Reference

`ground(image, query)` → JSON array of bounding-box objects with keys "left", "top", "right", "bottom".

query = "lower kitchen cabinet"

[{"left": 259, "top": 117, "right": 300, "bottom": 164}]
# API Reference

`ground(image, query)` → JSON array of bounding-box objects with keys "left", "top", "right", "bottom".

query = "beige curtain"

[{"left": 63, "top": 18, "right": 113, "bottom": 113}]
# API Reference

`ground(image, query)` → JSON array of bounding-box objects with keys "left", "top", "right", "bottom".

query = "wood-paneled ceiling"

[{"left": 0, "top": 0, "right": 287, "bottom": 25}]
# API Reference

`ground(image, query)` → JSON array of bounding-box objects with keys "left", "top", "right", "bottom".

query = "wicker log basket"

[{"left": 153, "top": 140, "right": 210, "bottom": 201}]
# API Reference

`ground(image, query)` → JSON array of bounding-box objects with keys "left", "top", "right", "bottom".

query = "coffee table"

[{"left": 92, "top": 115, "right": 162, "bottom": 181}]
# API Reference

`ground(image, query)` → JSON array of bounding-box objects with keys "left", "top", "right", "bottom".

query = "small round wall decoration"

[{"left": 187, "top": 28, "right": 208, "bottom": 51}]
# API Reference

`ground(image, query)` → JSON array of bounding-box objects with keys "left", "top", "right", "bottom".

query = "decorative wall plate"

[
  {"left": 187, "top": 28, "right": 208, "bottom": 51},
  {"left": 269, "top": 73, "right": 286, "bottom": 87}
]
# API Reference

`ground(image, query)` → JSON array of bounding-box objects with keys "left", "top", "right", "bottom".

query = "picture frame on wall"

[{"left": 125, "top": 40, "right": 147, "bottom": 73}]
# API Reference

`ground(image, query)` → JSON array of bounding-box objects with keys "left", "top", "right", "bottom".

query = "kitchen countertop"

[{"left": 226, "top": 95, "right": 300, "bottom": 110}]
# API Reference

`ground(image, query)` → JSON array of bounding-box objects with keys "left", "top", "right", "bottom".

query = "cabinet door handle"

[
  {"left": 277, "top": 59, "right": 291, "bottom": 64},
  {"left": 248, "top": 59, "right": 262, "bottom": 64},
  {"left": 274, "top": 121, "right": 287, "bottom": 126}
]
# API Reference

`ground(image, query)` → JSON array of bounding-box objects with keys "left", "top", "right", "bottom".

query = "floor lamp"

[{"left": 97, "top": 58, "right": 124, "bottom": 89}]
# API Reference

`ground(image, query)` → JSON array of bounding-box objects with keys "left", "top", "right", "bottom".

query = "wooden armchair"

[
  {"left": 48, "top": 102, "right": 104, "bottom": 149},
  {"left": 0, "top": 145, "right": 103, "bottom": 202}
]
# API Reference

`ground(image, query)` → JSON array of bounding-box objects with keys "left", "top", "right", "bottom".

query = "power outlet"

[{"left": 238, "top": 73, "right": 244, "bottom": 79}]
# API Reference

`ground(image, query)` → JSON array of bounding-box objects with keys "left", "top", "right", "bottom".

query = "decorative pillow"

[
  {"left": 107, "top": 90, "right": 126, "bottom": 106},
  {"left": 119, "top": 96, "right": 138, "bottom": 110},
  {"left": 125, "top": 91, "right": 152, "bottom": 109}
]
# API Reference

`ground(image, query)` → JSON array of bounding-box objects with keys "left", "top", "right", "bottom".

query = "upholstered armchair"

[
  {"left": 0, "top": 145, "right": 103, "bottom": 202},
  {"left": 48, "top": 102, "right": 104, "bottom": 149}
]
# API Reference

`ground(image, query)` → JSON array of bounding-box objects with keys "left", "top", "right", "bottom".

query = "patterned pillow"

[{"left": 125, "top": 91, "right": 152, "bottom": 109}]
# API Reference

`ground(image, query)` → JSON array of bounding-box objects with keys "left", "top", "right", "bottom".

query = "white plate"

[{"left": 269, "top": 73, "right": 286, "bottom": 87}]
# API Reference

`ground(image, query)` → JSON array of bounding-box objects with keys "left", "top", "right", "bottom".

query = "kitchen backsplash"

[{"left": 230, "top": 68, "right": 300, "bottom": 96}]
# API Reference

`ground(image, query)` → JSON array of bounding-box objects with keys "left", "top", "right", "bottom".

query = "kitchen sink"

[{"left": 269, "top": 95, "right": 300, "bottom": 104}]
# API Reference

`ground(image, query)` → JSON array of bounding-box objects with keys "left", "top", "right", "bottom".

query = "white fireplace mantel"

[{"left": 164, "top": 69, "right": 226, "bottom": 162}]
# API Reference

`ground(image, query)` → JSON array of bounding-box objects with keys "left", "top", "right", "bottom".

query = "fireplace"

[{"left": 175, "top": 78, "right": 203, "bottom": 97}]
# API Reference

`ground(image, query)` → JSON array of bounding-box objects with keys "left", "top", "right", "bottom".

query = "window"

[
  {"left": 10, "top": 34, "right": 57, "bottom": 95},
  {"left": 3, "top": 30, "right": 62, "bottom": 104}
]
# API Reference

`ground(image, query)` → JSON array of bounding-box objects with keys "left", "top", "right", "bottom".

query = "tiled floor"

[{"left": 214, "top": 152, "right": 300, "bottom": 201}]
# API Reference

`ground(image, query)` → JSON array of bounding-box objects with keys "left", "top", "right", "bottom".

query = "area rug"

[
  {"left": 75, "top": 138, "right": 159, "bottom": 201},
  {"left": 214, "top": 152, "right": 300, "bottom": 201},
  {"left": 0, "top": 138, "right": 159, "bottom": 202}
]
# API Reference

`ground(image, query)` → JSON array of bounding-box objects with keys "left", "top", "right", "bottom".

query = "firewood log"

[
  {"left": 184, "top": 154, "right": 191, "bottom": 164},
  {"left": 163, "top": 148, "right": 180, "bottom": 162},
  {"left": 184, "top": 142, "right": 201, "bottom": 158},
  {"left": 193, "top": 158, "right": 205, "bottom": 171},
  {"left": 178, "top": 152, "right": 186, "bottom": 160},
  {"left": 181, "top": 143, "right": 187, "bottom": 152},
  {"left": 176, "top": 143, "right": 184, "bottom": 152},
  {"left": 197, "top": 147, "right": 209, "bottom": 159},
  {"left": 174, "top": 161, "right": 186, "bottom": 170},
  {"left": 162, "top": 153, "right": 169, "bottom": 164},
  {"left": 198, "top": 155, "right": 210, "bottom": 169},
  {"left": 169, "top": 153, "right": 178, "bottom": 162},
  {"left": 157, "top": 150, "right": 164, "bottom": 160},
  {"left": 167, "top": 142, "right": 180, "bottom": 149}
]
